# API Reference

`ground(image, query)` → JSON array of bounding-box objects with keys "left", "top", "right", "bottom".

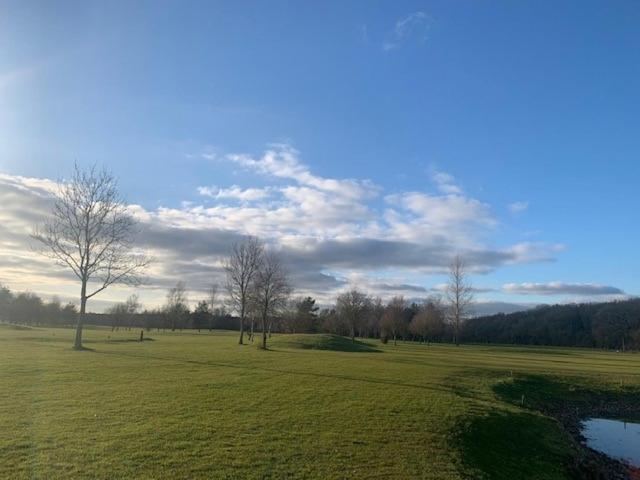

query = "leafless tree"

[
  {"left": 410, "top": 297, "right": 446, "bottom": 344},
  {"left": 125, "top": 294, "right": 141, "bottom": 330},
  {"left": 106, "top": 294, "right": 141, "bottom": 331},
  {"left": 165, "top": 281, "right": 189, "bottom": 331},
  {"left": 208, "top": 283, "right": 218, "bottom": 331},
  {"left": 252, "top": 252, "right": 291, "bottom": 349},
  {"left": 224, "top": 237, "right": 264, "bottom": 345},
  {"left": 445, "top": 255, "right": 474, "bottom": 346},
  {"left": 32, "top": 165, "right": 149, "bottom": 349},
  {"left": 366, "top": 296, "right": 385, "bottom": 339},
  {"left": 247, "top": 295, "right": 260, "bottom": 342},
  {"left": 381, "top": 295, "right": 407, "bottom": 345},
  {"left": 279, "top": 299, "right": 299, "bottom": 334},
  {"left": 336, "top": 289, "right": 370, "bottom": 343}
]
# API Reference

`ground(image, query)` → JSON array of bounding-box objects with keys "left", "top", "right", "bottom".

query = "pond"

[{"left": 581, "top": 418, "right": 640, "bottom": 467}]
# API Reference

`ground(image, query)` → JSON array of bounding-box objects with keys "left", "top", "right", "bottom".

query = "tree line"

[
  {"left": 0, "top": 281, "right": 459, "bottom": 346},
  {"left": 464, "top": 299, "right": 640, "bottom": 351},
  {"left": 0, "top": 285, "right": 78, "bottom": 326},
  {"left": 4, "top": 277, "right": 639, "bottom": 351}
]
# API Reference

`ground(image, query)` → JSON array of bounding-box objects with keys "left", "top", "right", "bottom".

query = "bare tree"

[
  {"left": 208, "top": 283, "right": 218, "bottom": 331},
  {"left": 365, "top": 296, "right": 385, "bottom": 339},
  {"left": 32, "top": 165, "right": 149, "bottom": 349},
  {"left": 410, "top": 297, "right": 446, "bottom": 344},
  {"left": 106, "top": 294, "right": 141, "bottom": 331},
  {"left": 252, "top": 252, "right": 291, "bottom": 349},
  {"left": 445, "top": 255, "right": 474, "bottom": 346},
  {"left": 336, "top": 289, "right": 370, "bottom": 344},
  {"left": 381, "top": 296, "right": 407, "bottom": 346},
  {"left": 279, "top": 299, "right": 298, "bottom": 334},
  {"left": 246, "top": 295, "right": 260, "bottom": 342},
  {"left": 165, "top": 281, "right": 189, "bottom": 331},
  {"left": 224, "top": 237, "right": 264, "bottom": 345},
  {"left": 125, "top": 294, "right": 141, "bottom": 330}
]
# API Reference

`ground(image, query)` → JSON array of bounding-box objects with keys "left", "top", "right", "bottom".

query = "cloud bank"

[
  {"left": 0, "top": 145, "right": 569, "bottom": 310},
  {"left": 503, "top": 282, "right": 625, "bottom": 296}
]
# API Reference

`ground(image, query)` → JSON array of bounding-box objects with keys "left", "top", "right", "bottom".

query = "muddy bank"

[
  {"left": 493, "top": 375, "right": 640, "bottom": 480},
  {"left": 553, "top": 401, "right": 636, "bottom": 479}
]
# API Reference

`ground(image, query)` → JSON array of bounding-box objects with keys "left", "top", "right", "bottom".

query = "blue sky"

[{"left": 1, "top": 1, "right": 639, "bottom": 311}]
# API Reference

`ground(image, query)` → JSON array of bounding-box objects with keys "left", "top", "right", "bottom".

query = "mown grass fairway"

[{"left": 1, "top": 325, "right": 639, "bottom": 479}]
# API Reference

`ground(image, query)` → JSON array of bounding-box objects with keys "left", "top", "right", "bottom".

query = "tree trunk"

[
  {"left": 238, "top": 308, "right": 245, "bottom": 345},
  {"left": 261, "top": 315, "right": 267, "bottom": 350},
  {"left": 454, "top": 315, "right": 460, "bottom": 346},
  {"left": 74, "top": 281, "right": 87, "bottom": 350}
]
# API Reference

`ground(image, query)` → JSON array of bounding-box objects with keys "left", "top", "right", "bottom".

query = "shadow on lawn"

[
  {"left": 102, "top": 337, "right": 155, "bottom": 343},
  {"left": 272, "top": 334, "right": 381, "bottom": 353},
  {"left": 86, "top": 348, "right": 459, "bottom": 396},
  {"left": 493, "top": 374, "right": 640, "bottom": 423},
  {"left": 457, "top": 408, "right": 572, "bottom": 480},
  {"left": 491, "top": 374, "right": 640, "bottom": 479}
]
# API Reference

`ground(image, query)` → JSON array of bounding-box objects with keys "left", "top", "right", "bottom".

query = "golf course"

[{"left": 1, "top": 324, "right": 638, "bottom": 479}]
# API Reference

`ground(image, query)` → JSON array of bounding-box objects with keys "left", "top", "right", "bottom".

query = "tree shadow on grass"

[
  {"left": 71, "top": 345, "right": 95, "bottom": 352},
  {"left": 492, "top": 375, "right": 640, "bottom": 479},
  {"left": 86, "top": 348, "right": 460, "bottom": 395},
  {"left": 493, "top": 374, "right": 640, "bottom": 422},
  {"left": 100, "top": 338, "right": 155, "bottom": 343},
  {"left": 272, "top": 334, "right": 381, "bottom": 353},
  {"left": 457, "top": 409, "right": 572, "bottom": 480}
]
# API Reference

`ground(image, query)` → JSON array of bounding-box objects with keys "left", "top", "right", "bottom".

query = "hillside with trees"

[{"left": 464, "top": 299, "right": 640, "bottom": 350}]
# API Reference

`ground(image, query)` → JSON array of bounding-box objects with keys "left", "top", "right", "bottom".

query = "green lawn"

[{"left": 1, "top": 325, "right": 638, "bottom": 479}]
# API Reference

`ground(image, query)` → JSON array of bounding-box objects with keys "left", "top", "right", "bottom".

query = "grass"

[
  {"left": 0, "top": 325, "right": 639, "bottom": 479},
  {"left": 270, "top": 333, "right": 381, "bottom": 352}
]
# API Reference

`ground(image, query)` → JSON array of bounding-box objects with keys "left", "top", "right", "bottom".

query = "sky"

[{"left": 1, "top": 1, "right": 639, "bottom": 313}]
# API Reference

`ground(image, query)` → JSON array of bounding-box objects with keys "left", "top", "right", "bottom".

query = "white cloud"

[
  {"left": 198, "top": 185, "right": 271, "bottom": 202},
  {"left": 0, "top": 173, "right": 58, "bottom": 196},
  {"left": 504, "top": 242, "right": 565, "bottom": 264},
  {"left": 509, "top": 201, "right": 529, "bottom": 214},
  {"left": 383, "top": 12, "right": 432, "bottom": 51},
  {"left": 0, "top": 145, "right": 567, "bottom": 311},
  {"left": 387, "top": 192, "right": 494, "bottom": 228},
  {"left": 431, "top": 171, "right": 462, "bottom": 195},
  {"left": 226, "top": 144, "right": 378, "bottom": 200}
]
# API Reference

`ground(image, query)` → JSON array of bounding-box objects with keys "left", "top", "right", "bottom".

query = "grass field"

[{"left": 1, "top": 325, "right": 639, "bottom": 479}]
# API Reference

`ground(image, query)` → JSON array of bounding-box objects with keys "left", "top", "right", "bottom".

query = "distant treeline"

[
  {"left": 0, "top": 284, "right": 237, "bottom": 331},
  {"left": 0, "top": 285, "right": 78, "bottom": 326},
  {"left": 464, "top": 299, "right": 640, "bottom": 351},
  {"left": 81, "top": 311, "right": 239, "bottom": 332},
  {"left": 2, "top": 283, "right": 639, "bottom": 350}
]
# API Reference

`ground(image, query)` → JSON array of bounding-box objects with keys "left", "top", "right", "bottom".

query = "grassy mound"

[{"left": 271, "top": 333, "right": 381, "bottom": 353}]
